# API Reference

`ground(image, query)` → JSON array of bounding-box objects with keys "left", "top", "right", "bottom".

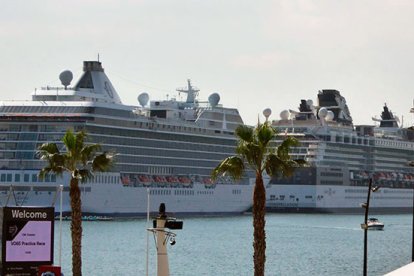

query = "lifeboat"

[
  {"left": 138, "top": 174, "right": 153, "bottom": 186},
  {"left": 178, "top": 176, "right": 192, "bottom": 187},
  {"left": 153, "top": 175, "right": 167, "bottom": 186},
  {"left": 120, "top": 175, "right": 130, "bottom": 185},
  {"left": 203, "top": 177, "right": 216, "bottom": 188},
  {"left": 166, "top": 176, "right": 180, "bottom": 187}
]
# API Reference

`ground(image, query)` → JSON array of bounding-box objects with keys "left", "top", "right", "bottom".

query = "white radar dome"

[
  {"left": 263, "top": 108, "right": 272, "bottom": 119},
  {"left": 318, "top": 107, "right": 328, "bottom": 118},
  {"left": 326, "top": 110, "right": 334, "bottom": 121},
  {"left": 59, "top": 70, "right": 73, "bottom": 88},
  {"left": 208, "top": 93, "right": 220, "bottom": 107},
  {"left": 306, "top": 99, "right": 313, "bottom": 107},
  {"left": 280, "top": 110, "right": 289, "bottom": 120},
  {"left": 138, "top": 92, "right": 149, "bottom": 107}
]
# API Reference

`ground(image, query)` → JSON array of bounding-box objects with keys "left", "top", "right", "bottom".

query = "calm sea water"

[{"left": 54, "top": 213, "right": 412, "bottom": 275}]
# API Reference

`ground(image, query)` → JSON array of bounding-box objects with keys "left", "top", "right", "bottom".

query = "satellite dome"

[
  {"left": 326, "top": 110, "right": 334, "bottom": 121},
  {"left": 318, "top": 107, "right": 328, "bottom": 118},
  {"left": 280, "top": 110, "right": 289, "bottom": 120},
  {"left": 263, "top": 108, "right": 272, "bottom": 119},
  {"left": 306, "top": 99, "right": 313, "bottom": 107},
  {"left": 208, "top": 93, "right": 220, "bottom": 107},
  {"left": 59, "top": 70, "right": 73, "bottom": 88},
  {"left": 138, "top": 92, "right": 149, "bottom": 107}
]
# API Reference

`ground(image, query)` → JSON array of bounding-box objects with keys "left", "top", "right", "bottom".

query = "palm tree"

[
  {"left": 38, "top": 129, "right": 114, "bottom": 276},
  {"left": 212, "top": 122, "right": 305, "bottom": 276}
]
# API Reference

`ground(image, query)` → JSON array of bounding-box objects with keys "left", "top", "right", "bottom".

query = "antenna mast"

[{"left": 176, "top": 79, "right": 199, "bottom": 104}]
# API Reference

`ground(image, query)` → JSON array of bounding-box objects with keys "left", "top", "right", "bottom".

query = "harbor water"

[{"left": 55, "top": 213, "right": 412, "bottom": 275}]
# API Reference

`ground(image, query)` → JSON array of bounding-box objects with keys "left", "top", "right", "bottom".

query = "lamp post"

[
  {"left": 407, "top": 161, "right": 414, "bottom": 262},
  {"left": 361, "top": 178, "right": 380, "bottom": 276},
  {"left": 147, "top": 203, "right": 183, "bottom": 276},
  {"left": 411, "top": 169, "right": 414, "bottom": 262}
]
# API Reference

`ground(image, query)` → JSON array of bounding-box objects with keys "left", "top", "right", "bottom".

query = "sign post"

[{"left": 1, "top": 206, "right": 55, "bottom": 276}]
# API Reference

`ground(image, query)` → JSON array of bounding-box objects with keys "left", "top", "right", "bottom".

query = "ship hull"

[
  {"left": 0, "top": 171, "right": 253, "bottom": 218},
  {"left": 266, "top": 184, "right": 413, "bottom": 214},
  {"left": 81, "top": 182, "right": 253, "bottom": 217}
]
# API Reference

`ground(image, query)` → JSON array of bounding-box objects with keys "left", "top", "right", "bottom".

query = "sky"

[{"left": 1, "top": 0, "right": 414, "bottom": 127}]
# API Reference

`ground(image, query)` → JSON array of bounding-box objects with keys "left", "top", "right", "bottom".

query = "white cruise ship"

[
  {"left": 266, "top": 89, "right": 414, "bottom": 213},
  {"left": 0, "top": 61, "right": 254, "bottom": 217}
]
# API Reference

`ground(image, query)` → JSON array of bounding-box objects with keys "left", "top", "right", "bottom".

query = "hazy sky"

[{"left": 1, "top": 0, "right": 414, "bottom": 126}]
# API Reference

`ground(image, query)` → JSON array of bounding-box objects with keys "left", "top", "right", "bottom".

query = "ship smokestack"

[{"left": 83, "top": 61, "right": 104, "bottom": 72}]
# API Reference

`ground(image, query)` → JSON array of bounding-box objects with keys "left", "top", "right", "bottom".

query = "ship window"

[
  {"left": 14, "top": 174, "right": 20, "bottom": 182},
  {"left": 24, "top": 174, "right": 29, "bottom": 182},
  {"left": 32, "top": 174, "right": 38, "bottom": 182},
  {"left": 8, "top": 124, "right": 19, "bottom": 132},
  {"left": 0, "top": 174, "right": 5, "bottom": 182}
]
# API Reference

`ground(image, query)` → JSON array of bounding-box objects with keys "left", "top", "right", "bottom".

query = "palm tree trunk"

[
  {"left": 253, "top": 173, "right": 266, "bottom": 276},
  {"left": 70, "top": 177, "right": 83, "bottom": 276}
]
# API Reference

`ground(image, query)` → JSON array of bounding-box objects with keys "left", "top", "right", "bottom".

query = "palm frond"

[
  {"left": 75, "top": 130, "right": 87, "bottom": 153},
  {"left": 265, "top": 154, "right": 306, "bottom": 178},
  {"left": 264, "top": 153, "right": 284, "bottom": 177},
  {"left": 62, "top": 129, "right": 76, "bottom": 155},
  {"left": 237, "top": 142, "right": 262, "bottom": 170},
  {"left": 256, "top": 122, "right": 275, "bottom": 148},
  {"left": 280, "top": 161, "right": 296, "bottom": 178},
  {"left": 92, "top": 152, "right": 114, "bottom": 172},
  {"left": 211, "top": 156, "right": 245, "bottom": 181},
  {"left": 293, "top": 159, "right": 307, "bottom": 167},
  {"left": 81, "top": 144, "right": 101, "bottom": 165},
  {"left": 38, "top": 143, "right": 60, "bottom": 155},
  {"left": 235, "top": 125, "right": 254, "bottom": 143},
  {"left": 277, "top": 136, "right": 300, "bottom": 160},
  {"left": 78, "top": 169, "right": 94, "bottom": 183},
  {"left": 38, "top": 167, "right": 52, "bottom": 181}
]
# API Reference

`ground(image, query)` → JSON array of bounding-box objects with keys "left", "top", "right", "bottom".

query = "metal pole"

[
  {"left": 146, "top": 188, "right": 150, "bottom": 276},
  {"left": 363, "top": 178, "right": 373, "bottom": 276},
  {"left": 59, "top": 184, "right": 63, "bottom": 267},
  {"left": 408, "top": 161, "right": 414, "bottom": 262},
  {"left": 412, "top": 184, "right": 414, "bottom": 262},
  {"left": 156, "top": 215, "right": 169, "bottom": 276}
]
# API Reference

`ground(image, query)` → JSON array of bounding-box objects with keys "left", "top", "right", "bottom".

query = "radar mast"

[{"left": 176, "top": 79, "right": 199, "bottom": 104}]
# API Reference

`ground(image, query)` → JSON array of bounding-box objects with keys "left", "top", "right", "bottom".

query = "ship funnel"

[{"left": 73, "top": 61, "right": 123, "bottom": 105}]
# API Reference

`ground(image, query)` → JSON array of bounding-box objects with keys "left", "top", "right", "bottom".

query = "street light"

[
  {"left": 361, "top": 178, "right": 380, "bottom": 276},
  {"left": 408, "top": 161, "right": 414, "bottom": 262}
]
